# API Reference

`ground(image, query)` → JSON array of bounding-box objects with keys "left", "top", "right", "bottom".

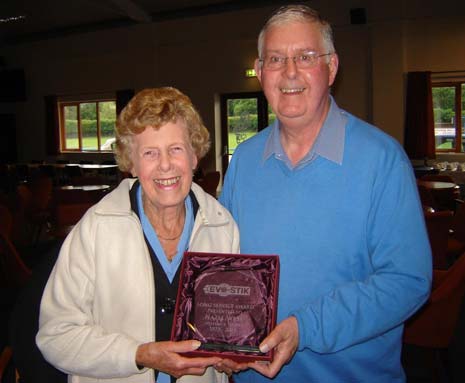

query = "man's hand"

[
  {"left": 247, "top": 316, "right": 299, "bottom": 378},
  {"left": 214, "top": 358, "right": 249, "bottom": 377},
  {"left": 136, "top": 340, "right": 221, "bottom": 378}
]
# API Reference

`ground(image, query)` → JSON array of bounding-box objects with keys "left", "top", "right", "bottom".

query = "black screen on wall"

[
  {"left": 0, "top": 114, "right": 17, "bottom": 163},
  {"left": 0, "top": 69, "right": 26, "bottom": 102}
]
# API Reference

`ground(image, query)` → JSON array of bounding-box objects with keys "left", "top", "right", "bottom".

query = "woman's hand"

[
  {"left": 214, "top": 358, "right": 249, "bottom": 377},
  {"left": 136, "top": 340, "right": 221, "bottom": 378}
]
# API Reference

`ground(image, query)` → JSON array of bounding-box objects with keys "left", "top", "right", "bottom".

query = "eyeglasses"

[
  {"left": 259, "top": 51, "right": 333, "bottom": 71},
  {"left": 160, "top": 297, "right": 176, "bottom": 314}
]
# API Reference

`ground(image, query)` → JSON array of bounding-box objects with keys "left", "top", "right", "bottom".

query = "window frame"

[
  {"left": 432, "top": 81, "right": 464, "bottom": 153},
  {"left": 220, "top": 91, "right": 269, "bottom": 176},
  {"left": 58, "top": 98, "right": 116, "bottom": 153}
]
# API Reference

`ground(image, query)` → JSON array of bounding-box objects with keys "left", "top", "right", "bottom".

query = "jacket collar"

[{"left": 94, "top": 178, "right": 230, "bottom": 227}]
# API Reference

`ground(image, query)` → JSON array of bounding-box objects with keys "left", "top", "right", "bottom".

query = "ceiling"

[{"left": 0, "top": 0, "right": 284, "bottom": 45}]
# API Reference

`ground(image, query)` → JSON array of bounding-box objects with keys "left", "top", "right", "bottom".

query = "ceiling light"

[{"left": 0, "top": 15, "right": 26, "bottom": 24}]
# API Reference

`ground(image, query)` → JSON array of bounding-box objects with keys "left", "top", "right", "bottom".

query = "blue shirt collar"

[
  {"left": 137, "top": 184, "right": 194, "bottom": 283},
  {"left": 263, "top": 96, "right": 346, "bottom": 168}
]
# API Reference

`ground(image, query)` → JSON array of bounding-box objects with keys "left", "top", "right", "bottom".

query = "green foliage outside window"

[
  {"left": 227, "top": 98, "right": 257, "bottom": 116},
  {"left": 64, "top": 119, "right": 115, "bottom": 138},
  {"left": 61, "top": 100, "right": 116, "bottom": 152}
]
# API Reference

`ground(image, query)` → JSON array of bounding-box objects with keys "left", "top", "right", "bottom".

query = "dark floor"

[
  {"left": 3, "top": 231, "right": 465, "bottom": 382},
  {"left": 402, "top": 303, "right": 465, "bottom": 383}
]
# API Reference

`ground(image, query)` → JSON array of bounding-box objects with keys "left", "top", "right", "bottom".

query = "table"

[
  {"left": 417, "top": 180, "right": 460, "bottom": 211},
  {"left": 413, "top": 165, "right": 437, "bottom": 178},
  {"left": 59, "top": 184, "right": 111, "bottom": 192},
  {"left": 55, "top": 184, "right": 111, "bottom": 204},
  {"left": 439, "top": 170, "right": 465, "bottom": 194},
  {"left": 51, "top": 184, "right": 111, "bottom": 238},
  {"left": 24, "top": 163, "right": 118, "bottom": 170},
  {"left": 417, "top": 180, "right": 457, "bottom": 190}
]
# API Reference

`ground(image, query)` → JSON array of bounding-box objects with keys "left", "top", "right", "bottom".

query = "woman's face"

[{"left": 130, "top": 120, "right": 198, "bottom": 213}]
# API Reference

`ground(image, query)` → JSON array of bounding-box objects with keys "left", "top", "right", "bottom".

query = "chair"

[
  {"left": 48, "top": 187, "right": 99, "bottom": 239},
  {"left": 421, "top": 174, "right": 456, "bottom": 183},
  {"left": 8, "top": 241, "right": 67, "bottom": 383},
  {"left": 13, "top": 178, "right": 53, "bottom": 247},
  {"left": 447, "top": 200, "right": 465, "bottom": 261},
  {"left": 11, "top": 184, "right": 33, "bottom": 247},
  {"left": 70, "top": 175, "right": 106, "bottom": 186},
  {"left": 0, "top": 232, "right": 32, "bottom": 290},
  {"left": 63, "top": 165, "right": 82, "bottom": 181},
  {"left": 12, "top": 165, "right": 29, "bottom": 185},
  {"left": 29, "top": 177, "right": 53, "bottom": 242},
  {"left": 196, "top": 171, "right": 220, "bottom": 198},
  {"left": 420, "top": 175, "right": 461, "bottom": 211},
  {"left": 0, "top": 205, "right": 12, "bottom": 240},
  {"left": 0, "top": 346, "right": 15, "bottom": 382},
  {"left": 424, "top": 210, "right": 454, "bottom": 269},
  {"left": 403, "top": 253, "right": 465, "bottom": 382},
  {"left": 38, "top": 165, "right": 57, "bottom": 182},
  {"left": 418, "top": 184, "right": 439, "bottom": 212}
]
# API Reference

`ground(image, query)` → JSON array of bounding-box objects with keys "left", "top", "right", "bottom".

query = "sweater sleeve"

[{"left": 292, "top": 159, "right": 432, "bottom": 353}]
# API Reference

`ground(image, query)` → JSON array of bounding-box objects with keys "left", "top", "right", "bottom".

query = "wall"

[{"left": 1, "top": 0, "right": 465, "bottom": 169}]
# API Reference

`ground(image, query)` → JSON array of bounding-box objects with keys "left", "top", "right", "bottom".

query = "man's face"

[{"left": 255, "top": 21, "right": 338, "bottom": 129}]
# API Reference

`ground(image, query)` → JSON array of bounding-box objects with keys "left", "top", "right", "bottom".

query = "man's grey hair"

[{"left": 257, "top": 4, "right": 335, "bottom": 59}]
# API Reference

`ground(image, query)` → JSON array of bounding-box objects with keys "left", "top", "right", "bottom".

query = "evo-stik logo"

[{"left": 203, "top": 283, "right": 251, "bottom": 297}]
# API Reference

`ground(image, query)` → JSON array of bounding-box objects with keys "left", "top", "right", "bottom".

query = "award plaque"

[{"left": 171, "top": 252, "right": 280, "bottom": 362}]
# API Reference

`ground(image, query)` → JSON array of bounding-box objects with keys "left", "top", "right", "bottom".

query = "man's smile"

[{"left": 280, "top": 87, "right": 306, "bottom": 94}]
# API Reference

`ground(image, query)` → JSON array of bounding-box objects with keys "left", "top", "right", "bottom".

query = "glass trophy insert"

[{"left": 171, "top": 252, "right": 280, "bottom": 362}]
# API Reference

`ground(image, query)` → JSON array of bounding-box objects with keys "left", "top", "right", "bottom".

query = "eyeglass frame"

[{"left": 258, "top": 51, "right": 333, "bottom": 70}]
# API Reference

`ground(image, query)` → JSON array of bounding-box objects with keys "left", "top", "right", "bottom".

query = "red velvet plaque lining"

[{"left": 171, "top": 252, "right": 280, "bottom": 362}]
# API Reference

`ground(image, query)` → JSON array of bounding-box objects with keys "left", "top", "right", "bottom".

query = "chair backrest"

[
  {"left": 451, "top": 200, "right": 465, "bottom": 242},
  {"left": 70, "top": 175, "right": 106, "bottom": 186},
  {"left": 16, "top": 184, "right": 32, "bottom": 213},
  {"left": 63, "top": 165, "right": 82, "bottom": 179},
  {"left": 196, "top": 171, "right": 220, "bottom": 197},
  {"left": 0, "top": 205, "right": 12, "bottom": 239},
  {"left": 419, "top": 175, "right": 461, "bottom": 210},
  {"left": 424, "top": 210, "right": 454, "bottom": 269},
  {"left": 421, "top": 174, "right": 455, "bottom": 183},
  {"left": 0, "top": 346, "right": 13, "bottom": 381},
  {"left": 0, "top": 232, "right": 32, "bottom": 289},
  {"left": 417, "top": 184, "right": 438, "bottom": 212},
  {"left": 403, "top": 253, "right": 465, "bottom": 348},
  {"left": 29, "top": 176, "right": 53, "bottom": 211}
]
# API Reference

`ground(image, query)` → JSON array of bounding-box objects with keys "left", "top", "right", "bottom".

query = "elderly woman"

[{"left": 36, "top": 87, "right": 239, "bottom": 383}]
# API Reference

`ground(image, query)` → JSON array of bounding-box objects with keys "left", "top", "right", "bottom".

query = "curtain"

[
  {"left": 116, "top": 89, "right": 135, "bottom": 116},
  {"left": 44, "top": 95, "right": 59, "bottom": 156},
  {"left": 404, "top": 71, "right": 435, "bottom": 160}
]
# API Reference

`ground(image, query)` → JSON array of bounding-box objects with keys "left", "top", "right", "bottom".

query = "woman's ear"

[
  {"left": 192, "top": 153, "right": 198, "bottom": 171},
  {"left": 130, "top": 164, "right": 137, "bottom": 177}
]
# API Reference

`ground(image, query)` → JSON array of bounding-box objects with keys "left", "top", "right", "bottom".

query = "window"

[
  {"left": 220, "top": 92, "right": 275, "bottom": 175},
  {"left": 432, "top": 82, "right": 465, "bottom": 152},
  {"left": 58, "top": 99, "right": 116, "bottom": 152}
]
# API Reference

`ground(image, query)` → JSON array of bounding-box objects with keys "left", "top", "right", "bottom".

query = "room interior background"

[{"left": 1, "top": 0, "right": 465, "bottom": 178}]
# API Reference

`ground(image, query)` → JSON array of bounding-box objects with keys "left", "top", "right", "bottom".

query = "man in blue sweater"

[{"left": 218, "top": 4, "right": 431, "bottom": 382}]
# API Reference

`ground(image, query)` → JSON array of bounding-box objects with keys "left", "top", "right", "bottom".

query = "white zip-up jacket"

[{"left": 36, "top": 178, "right": 239, "bottom": 383}]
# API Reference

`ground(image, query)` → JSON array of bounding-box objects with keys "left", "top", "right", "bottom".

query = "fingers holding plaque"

[{"left": 171, "top": 252, "right": 280, "bottom": 362}]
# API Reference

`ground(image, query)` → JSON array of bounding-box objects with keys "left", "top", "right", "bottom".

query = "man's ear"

[{"left": 328, "top": 53, "right": 339, "bottom": 87}]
